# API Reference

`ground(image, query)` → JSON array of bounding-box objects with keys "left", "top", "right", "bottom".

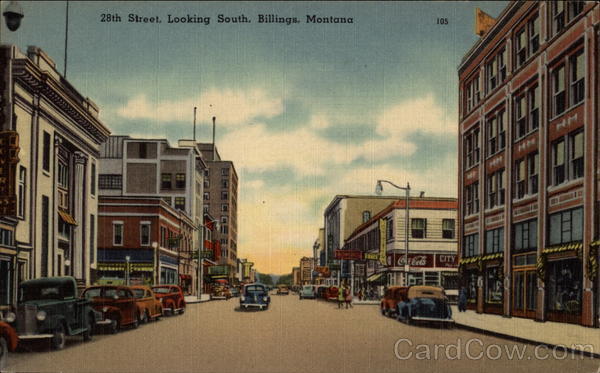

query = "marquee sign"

[
  {"left": 384, "top": 253, "right": 458, "bottom": 269},
  {"left": 334, "top": 250, "right": 363, "bottom": 260},
  {"left": 378, "top": 219, "right": 387, "bottom": 265}
]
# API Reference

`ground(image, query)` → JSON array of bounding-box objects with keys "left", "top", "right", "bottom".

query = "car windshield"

[
  {"left": 82, "top": 288, "right": 102, "bottom": 299},
  {"left": 303, "top": 286, "right": 313, "bottom": 291},
  {"left": 245, "top": 286, "right": 265, "bottom": 294},
  {"left": 132, "top": 289, "right": 146, "bottom": 298},
  {"left": 412, "top": 298, "right": 450, "bottom": 319},
  {"left": 19, "top": 282, "right": 72, "bottom": 302},
  {"left": 152, "top": 287, "right": 170, "bottom": 294}
]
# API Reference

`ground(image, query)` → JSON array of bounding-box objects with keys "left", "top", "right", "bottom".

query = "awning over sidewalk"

[{"left": 366, "top": 273, "right": 383, "bottom": 282}]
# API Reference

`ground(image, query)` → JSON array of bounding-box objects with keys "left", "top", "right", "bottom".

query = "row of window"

[
  {"left": 203, "top": 179, "right": 230, "bottom": 189},
  {"left": 462, "top": 207, "right": 583, "bottom": 257},
  {"left": 465, "top": 127, "right": 584, "bottom": 215},
  {"left": 463, "top": 2, "right": 587, "bottom": 116},
  {"left": 161, "top": 173, "right": 186, "bottom": 189},
  {"left": 204, "top": 168, "right": 231, "bottom": 177},
  {"left": 389, "top": 218, "right": 456, "bottom": 240},
  {"left": 203, "top": 192, "right": 229, "bottom": 200},
  {"left": 203, "top": 204, "right": 229, "bottom": 213}
]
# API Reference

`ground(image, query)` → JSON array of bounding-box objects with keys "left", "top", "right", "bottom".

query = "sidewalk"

[
  {"left": 451, "top": 306, "right": 600, "bottom": 357},
  {"left": 185, "top": 294, "right": 211, "bottom": 304},
  {"left": 353, "top": 299, "right": 380, "bottom": 305}
]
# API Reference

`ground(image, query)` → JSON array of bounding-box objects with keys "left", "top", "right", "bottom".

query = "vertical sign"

[{"left": 378, "top": 219, "right": 387, "bottom": 265}]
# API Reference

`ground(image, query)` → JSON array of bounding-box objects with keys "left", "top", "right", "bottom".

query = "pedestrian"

[
  {"left": 337, "top": 285, "right": 345, "bottom": 309},
  {"left": 458, "top": 286, "right": 467, "bottom": 312},
  {"left": 344, "top": 285, "right": 353, "bottom": 309}
]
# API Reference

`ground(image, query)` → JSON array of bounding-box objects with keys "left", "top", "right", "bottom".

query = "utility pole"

[
  {"left": 212, "top": 116, "right": 216, "bottom": 160},
  {"left": 193, "top": 107, "right": 197, "bottom": 142}
]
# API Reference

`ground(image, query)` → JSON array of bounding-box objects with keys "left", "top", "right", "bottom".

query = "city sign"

[
  {"left": 334, "top": 250, "right": 363, "bottom": 260},
  {"left": 435, "top": 254, "right": 458, "bottom": 268}
]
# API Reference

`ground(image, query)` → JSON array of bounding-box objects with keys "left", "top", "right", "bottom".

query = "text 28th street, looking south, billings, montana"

[{"left": 99, "top": 13, "right": 355, "bottom": 25}]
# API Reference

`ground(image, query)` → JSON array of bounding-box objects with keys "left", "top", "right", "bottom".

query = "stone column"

[{"left": 72, "top": 151, "right": 87, "bottom": 280}]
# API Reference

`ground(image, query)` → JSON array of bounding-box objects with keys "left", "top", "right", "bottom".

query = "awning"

[
  {"left": 366, "top": 273, "right": 384, "bottom": 282},
  {"left": 58, "top": 210, "right": 78, "bottom": 226}
]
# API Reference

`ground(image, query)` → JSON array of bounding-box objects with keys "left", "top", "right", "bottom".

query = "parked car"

[
  {"left": 396, "top": 286, "right": 454, "bottom": 326},
  {"left": 326, "top": 286, "right": 339, "bottom": 301},
  {"left": 130, "top": 286, "right": 163, "bottom": 323},
  {"left": 380, "top": 286, "right": 409, "bottom": 317},
  {"left": 151, "top": 285, "right": 186, "bottom": 315},
  {"left": 211, "top": 285, "right": 232, "bottom": 300},
  {"left": 276, "top": 285, "right": 289, "bottom": 295},
  {"left": 315, "top": 285, "right": 328, "bottom": 300},
  {"left": 299, "top": 285, "right": 316, "bottom": 300},
  {"left": 5, "top": 276, "right": 97, "bottom": 349},
  {"left": 82, "top": 285, "right": 140, "bottom": 333},
  {"left": 0, "top": 321, "right": 18, "bottom": 369},
  {"left": 240, "top": 283, "right": 270, "bottom": 310}
]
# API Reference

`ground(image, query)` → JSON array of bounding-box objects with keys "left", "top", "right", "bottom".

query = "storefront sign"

[
  {"left": 364, "top": 252, "right": 379, "bottom": 261},
  {"left": 435, "top": 254, "right": 458, "bottom": 268},
  {"left": 387, "top": 253, "right": 434, "bottom": 268},
  {"left": 378, "top": 219, "right": 387, "bottom": 265},
  {"left": 97, "top": 262, "right": 154, "bottom": 272},
  {"left": 354, "top": 263, "right": 366, "bottom": 277},
  {"left": 334, "top": 250, "right": 362, "bottom": 260},
  {"left": 0, "top": 131, "right": 19, "bottom": 216},
  {"left": 208, "top": 265, "right": 230, "bottom": 276},
  {"left": 242, "top": 262, "right": 253, "bottom": 278}
]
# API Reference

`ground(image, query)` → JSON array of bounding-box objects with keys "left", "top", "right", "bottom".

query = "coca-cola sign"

[{"left": 386, "top": 253, "right": 433, "bottom": 268}]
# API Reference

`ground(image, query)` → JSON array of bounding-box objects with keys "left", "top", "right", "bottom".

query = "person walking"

[
  {"left": 344, "top": 285, "right": 353, "bottom": 309},
  {"left": 458, "top": 286, "right": 467, "bottom": 312},
  {"left": 337, "top": 285, "right": 345, "bottom": 309}
]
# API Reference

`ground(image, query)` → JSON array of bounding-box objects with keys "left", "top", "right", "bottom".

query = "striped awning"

[
  {"left": 366, "top": 273, "right": 383, "bottom": 282},
  {"left": 58, "top": 210, "right": 78, "bottom": 226}
]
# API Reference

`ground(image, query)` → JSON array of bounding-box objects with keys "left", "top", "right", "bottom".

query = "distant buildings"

[
  {"left": 292, "top": 267, "right": 301, "bottom": 287},
  {"left": 458, "top": 1, "right": 599, "bottom": 326},
  {"left": 0, "top": 45, "right": 110, "bottom": 305},
  {"left": 299, "top": 257, "right": 314, "bottom": 285}
]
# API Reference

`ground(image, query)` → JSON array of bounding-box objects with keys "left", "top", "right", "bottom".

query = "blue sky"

[{"left": 1, "top": 1, "right": 508, "bottom": 274}]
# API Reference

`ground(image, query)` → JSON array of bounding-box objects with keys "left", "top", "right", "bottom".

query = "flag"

[{"left": 475, "top": 8, "right": 496, "bottom": 36}]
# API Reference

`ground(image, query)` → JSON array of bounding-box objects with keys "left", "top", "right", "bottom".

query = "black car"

[{"left": 240, "top": 283, "right": 270, "bottom": 310}]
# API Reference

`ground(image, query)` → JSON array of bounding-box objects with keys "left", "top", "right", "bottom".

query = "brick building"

[{"left": 458, "top": 1, "right": 599, "bottom": 326}]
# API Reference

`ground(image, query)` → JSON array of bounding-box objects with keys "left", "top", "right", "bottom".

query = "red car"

[
  {"left": 380, "top": 286, "right": 409, "bottom": 317},
  {"left": 0, "top": 321, "right": 18, "bottom": 370},
  {"left": 326, "top": 286, "right": 339, "bottom": 301},
  {"left": 82, "top": 286, "right": 140, "bottom": 333},
  {"left": 130, "top": 286, "right": 163, "bottom": 323},
  {"left": 151, "top": 285, "right": 186, "bottom": 315}
]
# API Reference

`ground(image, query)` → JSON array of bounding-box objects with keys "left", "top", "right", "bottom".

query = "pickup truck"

[{"left": 4, "top": 276, "right": 98, "bottom": 349}]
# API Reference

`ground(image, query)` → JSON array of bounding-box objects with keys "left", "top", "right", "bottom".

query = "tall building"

[
  {"left": 323, "top": 195, "right": 399, "bottom": 285},
  {"left": 299, "top": 257, "right": 314, "bottom": 285},
  {"left": 0, "top": 45, "right": 110, "bottom": 305},
  {"left": 458, "top": 1, "right": 599, "bottom": 326},
  {"left": 197, "top": 143, "right": 239, "bottom": 283}
]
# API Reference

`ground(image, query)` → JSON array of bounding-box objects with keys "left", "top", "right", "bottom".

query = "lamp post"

[
  {"left": 375, "top": 179, "right": 411, "bottom": 286},
  {"left": 151, "top": 241, "right": 158, "bottom": 285},
  {"left": 125, "top": 255, "right": 131, "bottom": 286},
  {"left": 3, "top": 1, "right": 24, "bottom": 31}
]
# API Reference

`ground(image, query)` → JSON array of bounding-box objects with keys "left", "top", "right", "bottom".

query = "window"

[
  {"left": 552, "top": 1, "right": 565, "bottom": 35},
  {"left": 140, "top": 223, "right": 150, "bottom": 246},
  {"left": 203, "top": 192, "right": 209, "bottom": 200},
  {"left": 204, "top": 179, "right": 210, "bottom": 188},
  {"left": 220, "top": 225, "right": 229, "bottom": 234},
  {"left": 486, "top": 109, "right": 505, "bottom": 155},
  {"left": 411, "top": 219, "right": 426, "bottom": 239},
  {"left": 485, "top": 47, "right": 506, "bottom": 92},
  {"left": 549, "top": 208, "right": 583, "bottom": 245},
  {"left": 485, "top": 266, "right": 504, "bottom": 304},
  {"left": 464, "top": 75, "right": 480, "bottom": 113},
  {"left": 204, "top": 169, "right": 210, "bottom": 177},
  {"left": 515, "top": 84, "right": 540, "bottom": 139},
  {"left": 41, "top": 196, "right": 49, "bottom": 277},
  {"left": 528, "top": 84, "right": 540, "bottom": 131},
  {"left": 514, "top": 13, "right": 539, "bottom": 69},
  {"left": 546, "top": 258, "right": 582, "bottom": 313},
  {"left": 0, "top": 228, "right": 13, "bottom": 247},
  {"left": 514, "top": 152, "right": 538, "bottom": 199},
  {"left": 486, "top": 169, "right": 505, "bottom": 209},
  {"left": 42, "top": 131, "right": 50, "bottom": 172},
  {"left": 465, "top": 182, "right": 479, "bottom": 216},
  {"left": 57, "top": 162, "right": 69, "bottom": 188},
  {"left": 570, "top": 50, "right": 584, "bottom": 105},
  {"left": 18, "top": 166, "right": 26, "bottom": 218},
  {"left": 514, "top": 219, "right": 537, "bottom": 251},
  {"left": 89, "top": 214, "right": 95, "bottom": 263},
  {"left": 362, "top": 211, "right": 371, "bottom": 223},
  {"left": 386, "top": 219, "right": 394, "bottom": 240},
  {"left": 162, "top": 196, "right": 172, "bottom": 205},
  {"left": 515, "top": 158, "right": 526, "bottom": 199},
  {"left": 464, "top": 127, "right": 480, "bottom": 168},
  {"left": 175, "top": 197, "right": 185, "bottom": 210},
  {"left": 90, "top": 162, "right": 96, "bottom": 196},
  {"left": 99, "top": 174, "right": 122, "bottom": 189},
  {"left": 485, "top": 228, "right": 504, "bottom": 254},
  {"left": 161, "top": 174, "right": 172, "bottom": 189},
  {"left": 221, "top": 179, "right": 229, "bottom": 189},
  {"left": 528, "top": 152, "right": 539, "bottom": 194},
  {"left": 222, "top": 204, "right": 228, "bottom": 212},
  {"left": 203, "top": 204, "right": 209, "bottom": 213},
  {"left": 221, "top": 216, "right": 228, "bottom": 224},
  {"left": 552, "top": 65, "right": 566, "bottom": 116},
  {"left": 221, "top": 191, "right": 228, "bottom": 200},
  {"left": 113, "top": 222, "right": 124, "bottom": 246},
  {"left": 221, "top": 168, "right": 229, "bottom": 176},
  {"left": 175, "top": 173, "right": 186, "bottom": 189},
  {"left": 552, "top": 131, "right": 584, "bottom": 185},
  {"left": 139, "top": 143, "right": 148, "bottom": 159},
  {"left": 442, "top": 219, "right": 455, "bottom": 239},
  {"left": 463, "top": 234, "right": 479, "bottom": 257},
  {"left": 528, "top": 15, "right": 540, "bottom": 55}
]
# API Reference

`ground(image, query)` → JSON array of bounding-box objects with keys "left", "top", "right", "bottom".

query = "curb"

[{"left": 453, "top": 322, "right": 600, "bottom": 359}]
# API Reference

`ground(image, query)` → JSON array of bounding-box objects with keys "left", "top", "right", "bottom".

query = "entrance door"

[{"left": 512, "top": 270, "right": 536, "bottom": 318}]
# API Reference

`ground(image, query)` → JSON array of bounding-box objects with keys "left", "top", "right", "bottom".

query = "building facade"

[
  {"left": 197, "top": 143, "right": 239, "bottom": 283},
  {"left": 299, "top": 256, "right": 314, "bottom": 285},
  {"left": 345, "top": 198, "right": 459, "bottom": 291},
  {"left": 458, "top": 1, "right": 599, "bottom": 326},
  {"left": 0, "top": 45, "right": 110, "bottom": 305}
]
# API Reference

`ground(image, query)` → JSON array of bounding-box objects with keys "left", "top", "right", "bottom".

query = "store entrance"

[{"left": 512, "top": 269, "right": 536, "bottom": 318}]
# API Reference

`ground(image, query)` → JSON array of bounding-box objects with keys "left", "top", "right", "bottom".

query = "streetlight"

[
  {"left": 375, "top": 179, "right": 411, "bottom": 286},
  {"left": 151, "top": 241, "right": 159, "bottom": 285},
  {"left": 125, "top": 255, "right": 131, "bottom": 286},
  {"left": 3, "top": 1, "right": 23, "bottom": 31}
]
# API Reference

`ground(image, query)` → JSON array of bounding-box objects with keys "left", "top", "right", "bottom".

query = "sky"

[{"left": 1, "top": 1, "right": 508, "bottom": 275}]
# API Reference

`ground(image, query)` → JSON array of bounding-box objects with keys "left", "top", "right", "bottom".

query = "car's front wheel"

[
  {"left": 109, "top": 319, "right": 119, "bottom": 334},
  {"left": 51, "top": 324, "right": 66, "bottom": 350},
  {"left": 141, "top": 310, "right": 149, "bottom": 324}
]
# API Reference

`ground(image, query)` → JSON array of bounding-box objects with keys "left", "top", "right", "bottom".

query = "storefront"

[
  {"left": 541, "top": 248, "right": 583, "bottom": 324},
  {"left": 385, "top": 252, "right": 458, "bottom": 288},
  {"left": 512, "top": 252, "right": 537, "bottom": 319}
]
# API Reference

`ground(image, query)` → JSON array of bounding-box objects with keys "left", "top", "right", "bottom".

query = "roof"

[
  {"left": 408, "top": 286, "right": 446, "bottom": 299},
  {"left": 20, "top": 276, "right": 76, "bottom": 288}
]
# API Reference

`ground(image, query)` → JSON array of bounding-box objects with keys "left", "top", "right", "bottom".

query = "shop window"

[
  {"left": 424, "top": 272, "right": 440, "bottom": 286},
  {"left": 548, "top": 208, "right": 583, "bottom": 245},
  {"left": 464, "top": 126, "right": 480, "bottom": 168},
  {"left": 485, "top": 266, "right": 503, "bottom": 304},
  {"left": 161, "top": 173, "right": 172, "bottom": 189},
  {"left": 175, "top": 173, "right": 186, "bottom": 189},
  {"left": 546, "top": 258, "right": 582, "bottom": 314},
  {"left": 442, "top": 219, "right": 455, "bottom": 239},
  {"left": 463, "top": 233, "right": 479, "bottom": 257},
  {"left": 513, "top": 219, "right": 537, "bottom": 251},
  {"left": 485, "top": 228, "right": 504, "bottom": 254},
  {"left": 465, "top": 270, "right": 478, "bottom": 303},
  {"left": 411, "top": 218, "right": 426, "bottom": 238}
]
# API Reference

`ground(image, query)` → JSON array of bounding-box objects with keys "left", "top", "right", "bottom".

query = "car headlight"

[
  {"left": 262, "top": 297, "right": 267, "bottom": 302},
  {"left": 102, "top": 306, "right": 109, "bottom": 313},
  {"left": 4, "top": 312, "right": 16, "bottom": 323},
  {"left": 36, "top": 310, "right": 47, "bottom": 321},
  {"left": 240, "top": 296, "right": 245, "bottom": 301}
]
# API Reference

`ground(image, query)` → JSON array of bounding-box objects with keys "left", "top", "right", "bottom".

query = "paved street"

[{"left": 6, "top": 294, "right": 599, "bottom": 373}]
